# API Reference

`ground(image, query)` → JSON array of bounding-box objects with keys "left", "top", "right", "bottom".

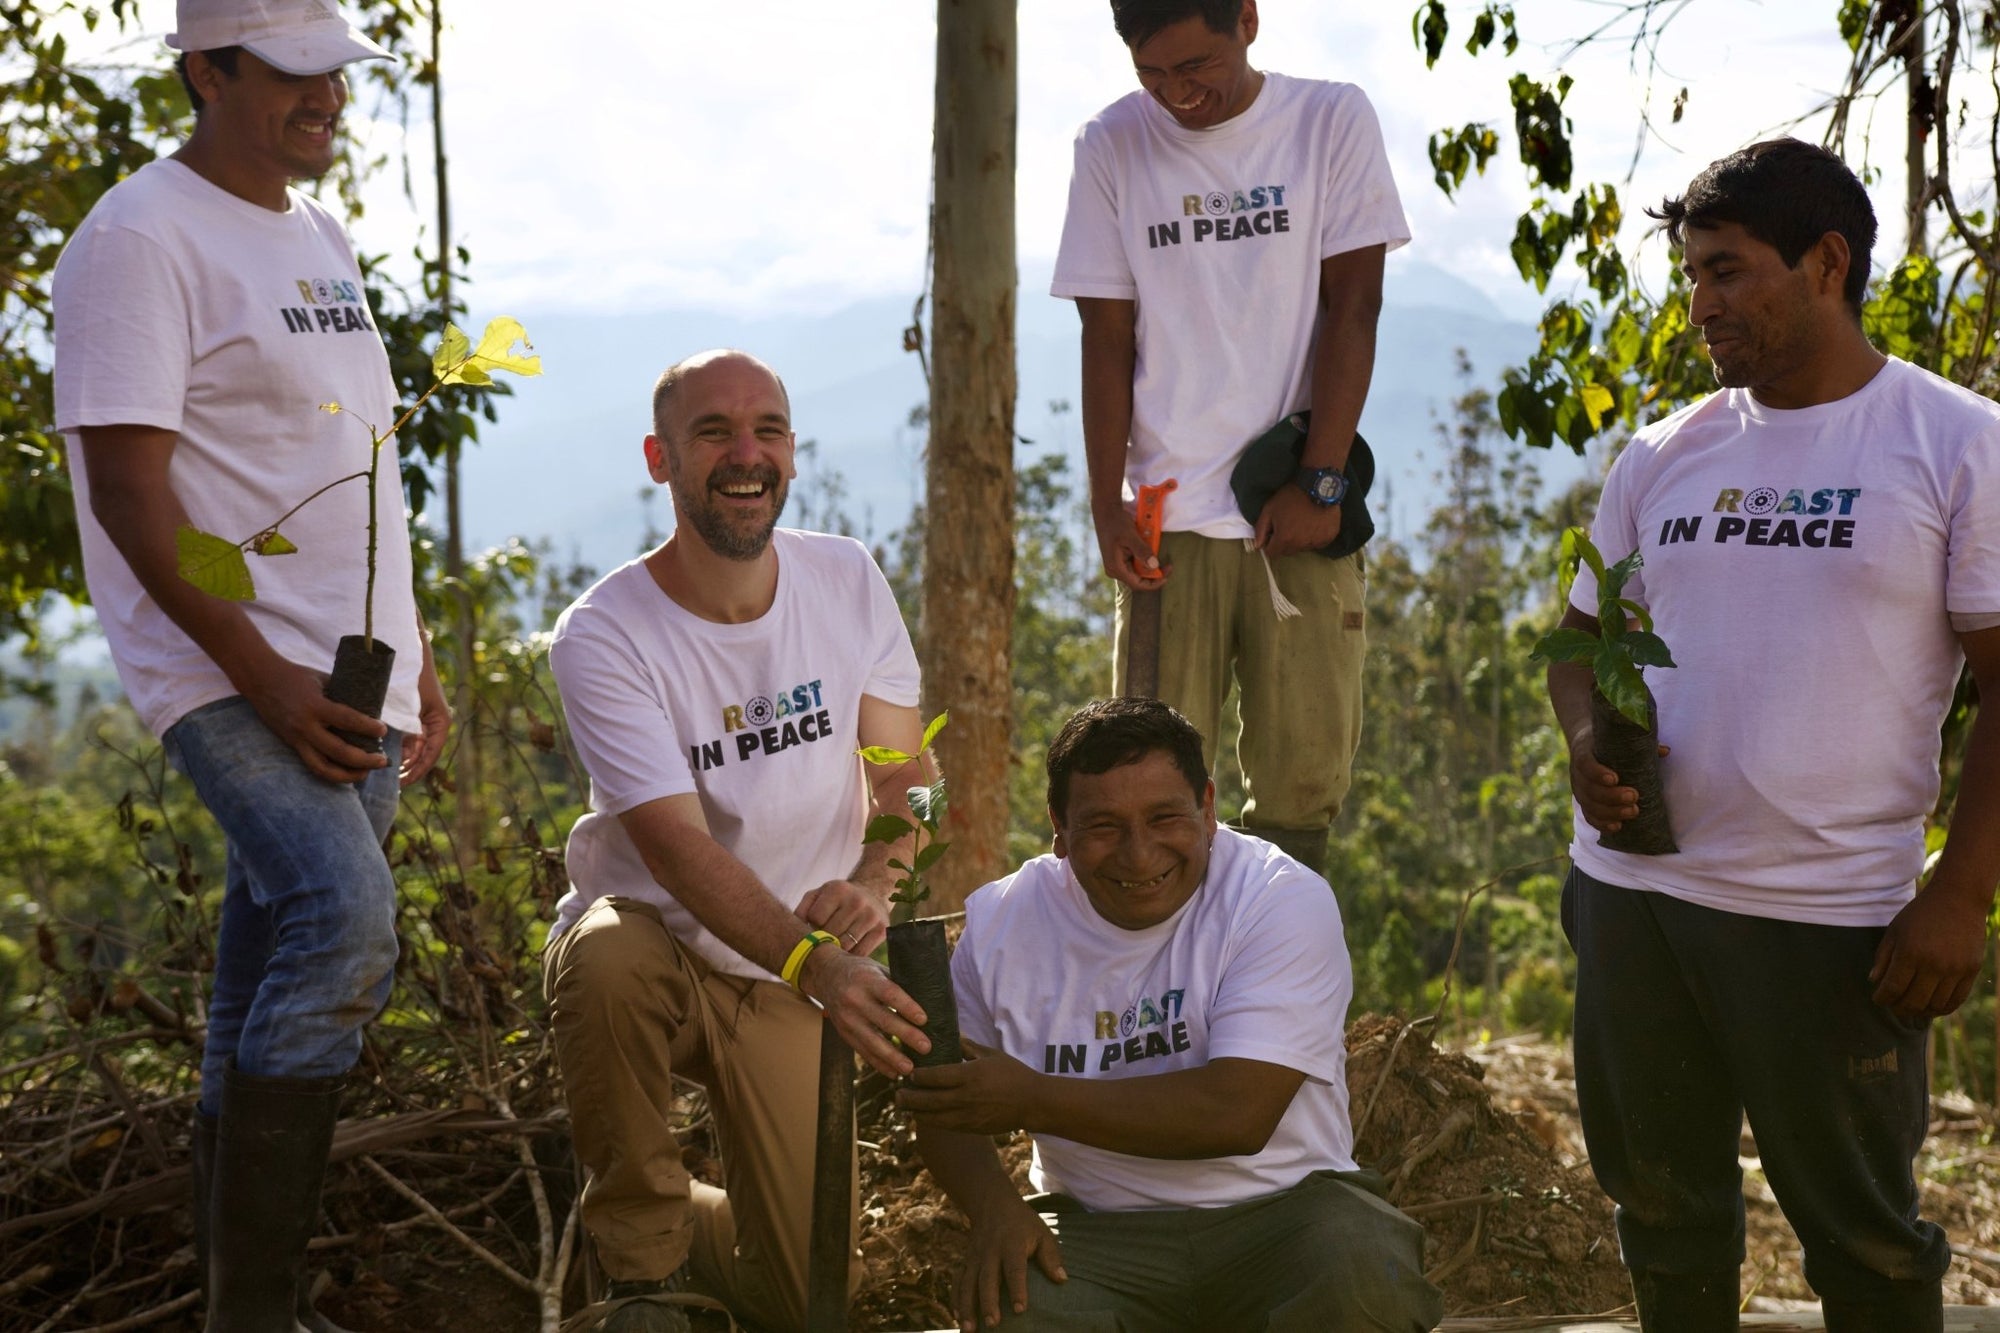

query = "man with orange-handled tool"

[{"left": 1054, "top": 0, "right": 1409, "bottom": 878}]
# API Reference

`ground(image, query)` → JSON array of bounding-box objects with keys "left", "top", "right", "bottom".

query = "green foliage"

[
  {"left": 0, "top": 1, "right": 441, "bottom": 676},
  {"left": 1529, "top": 528, "right": 1674, "bottom": 729},
  {"left": 172, "top": 317, "right": 539, "bottom": 643},
  {"left": 859, "top": 713, "right": 950, "bottom": 916}
]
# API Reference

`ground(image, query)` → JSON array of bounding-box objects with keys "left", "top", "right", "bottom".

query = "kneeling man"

[{"left": 902, "top": 698, "right": 1442, "bottom": 1332}]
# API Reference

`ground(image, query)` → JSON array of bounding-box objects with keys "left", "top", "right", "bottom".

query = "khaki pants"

[
  {"left": 543, "top": 897, "right": 858, "bottom": 1333},
  {"left": 1114, "top": 533, "right": 1367, "bottom": 833}
]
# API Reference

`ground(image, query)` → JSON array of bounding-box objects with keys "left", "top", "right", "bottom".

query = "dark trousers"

[{"left": 1561, "top": 867, "right": 1949, "bottom": 1303}]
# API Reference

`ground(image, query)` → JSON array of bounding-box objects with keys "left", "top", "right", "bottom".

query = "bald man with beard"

[{"left": 544, "top": 350, "right": 933, "bottom": 1332}]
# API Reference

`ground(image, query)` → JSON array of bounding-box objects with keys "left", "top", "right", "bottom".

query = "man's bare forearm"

[
  {"left": 916, "top": 1121, "right": 1023, "bottom": 1221},
  {"left": 1301, "top": 247, "right": 1385, "bottom": 472},
  {"left": 1023, "top": 1059, "right": 1300, "bottom": 1161},
  {"left": 1078, "top": 298, "right": 1138, "bottom": 521},
  {"left": 81, "top": 427, "right": 287, "bottom": 694}
]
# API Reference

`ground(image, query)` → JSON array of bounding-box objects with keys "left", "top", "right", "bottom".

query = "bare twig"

[
  {"left": 69, "top": 1289, "right": 202, "bottom": 1333},
  {"left": 359, "top": 1153, "right": 534, "bottom": 1294}
]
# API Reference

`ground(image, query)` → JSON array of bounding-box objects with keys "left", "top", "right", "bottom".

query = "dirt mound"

[{"left": 849, "top": 1014, "right": 1634, "bottom": 1328}]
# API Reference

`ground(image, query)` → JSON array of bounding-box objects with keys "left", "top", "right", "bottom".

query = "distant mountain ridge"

[{"left": 462, "top": 258, "right": 1571, "bottom": 573}]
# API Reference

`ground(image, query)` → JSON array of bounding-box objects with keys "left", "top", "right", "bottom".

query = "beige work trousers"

[
  {"left": 1113, "top": 532, "right": 1367, "bottom": 831},
  {"left": 543, "top": 897, "right": 858, "bottom": 1333}
]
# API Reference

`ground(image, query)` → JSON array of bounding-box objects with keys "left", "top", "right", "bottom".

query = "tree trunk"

[{"left": 923, "top": 0, "right": 1017, "bottom": 914}]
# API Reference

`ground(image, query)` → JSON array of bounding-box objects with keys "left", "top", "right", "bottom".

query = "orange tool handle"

[{"left": 1133, "top": 480, "right": 1178, "bottom": 558}]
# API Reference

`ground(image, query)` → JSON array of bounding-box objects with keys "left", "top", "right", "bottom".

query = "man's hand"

[
  {"left": 797, "top": 946, "right": 930, "bottom": 1078},
  {"left": 1870, "top": 876, "right": 1993, "bottom": 1019},
  {"left": 795, "top": 878, "right": 890, "bottom": 957},
  {"left": 897, "top": 1040, "right": 1039, "bottom": 1134},
  {"left": 400, "top": 641, "right": 451, "bottom": 786},
  {"left": 241, "top": 656, "right": 388, "bottom": 784},
  {"left": 1569, "top": 744, "right": 1637, "bottom": 834},
  {"left": 953, "top": 1193, "right": 1066, "bottom": 1332},
  {"left": 1252, "top": 484, "right": 1342, "bottom": 558},
  {"left": 1091, "top": 506, "right": 1168, "bottom": 591}
]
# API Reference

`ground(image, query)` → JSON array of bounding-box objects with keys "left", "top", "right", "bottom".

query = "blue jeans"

[{"left": 164, "top": 697, "right": 402, "bottom": 1114}]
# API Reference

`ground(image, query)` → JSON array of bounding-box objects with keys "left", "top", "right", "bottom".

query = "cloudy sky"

[{"left": 71, "top": 1, "right": 1865, "bottom": 320}]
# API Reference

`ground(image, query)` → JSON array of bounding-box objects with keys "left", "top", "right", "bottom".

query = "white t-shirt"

[
  {"left": 1051, "top": 73, "right": 1410, "bottom": 537},
  {"left": 1571, "top": 358, "right": 2000, "bottom": 925},
  {"left": 953, "top": 826, "right": 1356, "bottom": 1211},
  {"left": 53, "top": 160, "right": 419, "bottom": 739},
  {"left": 547, "top": 530, "right": 922, "bottom": 977}
]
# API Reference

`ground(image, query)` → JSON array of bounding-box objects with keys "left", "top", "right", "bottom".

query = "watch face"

[{"left": 1313, "top": 474, "right": 1341, "bottom": 501}]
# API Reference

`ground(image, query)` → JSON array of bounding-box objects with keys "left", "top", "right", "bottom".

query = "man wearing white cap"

[{"left": 52, "top": 3, "right": 446, "bottom": 1329}]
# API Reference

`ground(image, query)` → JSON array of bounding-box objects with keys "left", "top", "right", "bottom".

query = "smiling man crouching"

[{"left": 901, "top": 698, "right": 1442, "bottom": 1332}]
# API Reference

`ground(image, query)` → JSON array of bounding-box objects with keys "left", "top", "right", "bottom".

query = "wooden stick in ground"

[
  {"left": 1126, "top": 590, "right": 1162, "bottom": 698},
  {"left": 807, "top": 1023, "right": 854, "bottom": 1333}
]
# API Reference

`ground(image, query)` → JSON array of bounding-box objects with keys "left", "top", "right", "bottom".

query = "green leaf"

[
  {"left": 1529, "top": 627, "right": 1598, "bottom": 666},
  {"left": 857, "top": 745, "right": 915, "bottom": 767},
  {"left": 176, "top": 525, "right": 254, "bottom": 601},
  {"left": 429, "top": 323, "right": 471, "bottom": 382},
  {"left": 1622, "top": 630, "right": 1676, "bottom": 670},
  {"left": 925, "top": 777, "right": 949, "bottom": 823},
  {"left": 907, "top": 784, "right": 934, "bottom": 824},
  {"left": 1578, "top": 381, "right": 1614, "bottom": 431},
  {"left": 862, "top": 813, "right": 914, "bottom": 846},
  {"left": 437, "top": 317, "right": 543, "bottom": 387},
  {"left": 1594, "top": 645, "right": 1652, "bottom": 729},
  {"left": 913, "top": 840, "right": 951, "bottom": 874},
  {"left": 1605, "top": 596, "right": 1653, "bottom": 635},
  {"left": 920, "top": 710, "right": 949, "bottom": 751},
  {"left": 250, "top": 528, "right": 297, "bottom": 556}
]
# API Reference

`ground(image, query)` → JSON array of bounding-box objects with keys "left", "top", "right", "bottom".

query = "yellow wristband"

[{"left": 780, "top": 930, "right": 840, "bottom": 989}]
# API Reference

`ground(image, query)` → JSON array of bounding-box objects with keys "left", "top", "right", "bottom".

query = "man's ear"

[
  {"left": 1050, "top": 808, "right": 1068, "bottom": 860},
  {"left": 643, "top": 434, "right": 669, "bottom": 483},
  {"left": 1238, "top": 0, "right": 1259, "bottom": 44},
  {"left": 185, "top": 51, "right": 230, "bottom": 107},
  {"left": 1810, "top": 231, "right": 1853, "bottom": 301}
]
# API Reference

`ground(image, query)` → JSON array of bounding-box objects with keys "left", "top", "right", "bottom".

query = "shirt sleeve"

[
  {"left": 1572, "top": 441, "right": 1646, "bottom": 614},
  {"left": 54, "top": 222, "right": 194, "bottom": 434},
  {"left": 1205, "top": 873, "right": 1350, "bottom": 1086},
  {"left": 1945, "top": 418, "right": 2000, "bottom": 618},
  {"left": 860, "top": 547, "right": 922, "bottom": 707},
  {"left": 1051, "top": 120, "right": 1137, "bottom": 302},
  {"left": 548, "top": 609, "right": 697, "bottom": 816},
  {"left": 1317, "top": 86, "right": 1412, "bottom": 261}
]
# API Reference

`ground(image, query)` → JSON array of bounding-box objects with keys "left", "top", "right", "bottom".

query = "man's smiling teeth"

[
  {"left": 1112, "top": 870, "right": 1170, "bottom": 890},
  {"left": 719, "top": 482, "right": 766, "bottom": 496}
]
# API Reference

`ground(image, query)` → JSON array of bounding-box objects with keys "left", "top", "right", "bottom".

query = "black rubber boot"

[
  {"left": 196, "top": 1109, "right": 352, "bottom": 1332},
  {"left": 205, "top": 1064, "right": 342, "bottom": 1333},
  {"left": 1631, "top": 1267, "right": 1740, "bottom": 1332},
  {"left": 1821, "top": 1280, "right": 1943, "bottom": 1333}
]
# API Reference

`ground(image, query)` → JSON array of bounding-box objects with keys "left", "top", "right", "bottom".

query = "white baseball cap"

[{"left": 167, "top": 0, "right": 394, "bottom": 76}]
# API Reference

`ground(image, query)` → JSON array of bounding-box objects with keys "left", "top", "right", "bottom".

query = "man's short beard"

[
  {"left": 684, "top": 497, "right": 786, "bottom": 560},
  {"left": 670, "top": 462, "right": 789, "bottom": 561}
]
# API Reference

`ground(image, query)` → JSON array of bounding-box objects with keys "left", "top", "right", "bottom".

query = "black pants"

[{"left": 1562, "top": 867, "right": 1949, "bottom": 1302}]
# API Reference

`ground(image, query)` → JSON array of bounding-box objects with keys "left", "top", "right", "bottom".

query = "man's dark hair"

[
  {"left": 1109, "top": 0, "right": 1242, "bottom": 49},
  {"left": 1650, "top": 137, "right": 1877, "bottom": 311},
  {"left": 1047, "top": 697, "right": 1208, "bottom": 820},
  {"left": 175, "top": 47, "right": 242, "bottom": 114}
]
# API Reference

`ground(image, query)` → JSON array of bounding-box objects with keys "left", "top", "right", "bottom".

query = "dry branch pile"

[{"left": 5, "top": 1009, "right": 1995, "bottom": 1331}]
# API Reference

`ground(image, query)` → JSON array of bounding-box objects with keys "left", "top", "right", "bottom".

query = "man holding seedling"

[
  {"left": 903, "top": 698, "right": 1442, "bottom": 1332},
  {"left": 545, "top": 349, "right": 933, "bottom": 1333},
  {"left": 1547, "top": 139, "right": 2000, "bottom": 1332},
  {"left": 1054, "top": 0, "right": 1408, "bottom": 878},
  {"left": 52, "top": 1, "right": 449, "bottom": 1327}
]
